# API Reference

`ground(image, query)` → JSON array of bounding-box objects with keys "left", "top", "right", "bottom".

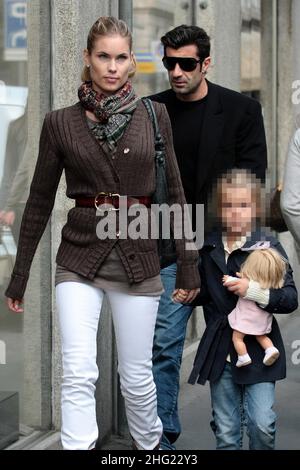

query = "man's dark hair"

[{"left": 161, "top": 25, "right": 210, "bottom": 64}]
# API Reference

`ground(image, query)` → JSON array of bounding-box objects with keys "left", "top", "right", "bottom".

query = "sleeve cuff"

[
  {"left": 4, "top": 271, "right": 29, "bottom": 300},
  {"left": 175, "top": 260, "right": 201, "bottom": 290},
  {"left": 244, "top": 279, "right": 270, "bottom": 307}
]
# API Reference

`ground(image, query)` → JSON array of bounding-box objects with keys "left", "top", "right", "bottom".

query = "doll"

[{"left": 223, "top": 247, "right": 287, "bottom": 368}]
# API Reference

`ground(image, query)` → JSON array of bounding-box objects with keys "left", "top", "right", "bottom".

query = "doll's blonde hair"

[{"left": 240, "top": 248, "right": 286, "bottom": 289}]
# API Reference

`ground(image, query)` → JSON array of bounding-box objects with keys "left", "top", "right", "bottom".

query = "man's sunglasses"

[{"left": 162, "top": 56, "right": 202, "bottom": 72}]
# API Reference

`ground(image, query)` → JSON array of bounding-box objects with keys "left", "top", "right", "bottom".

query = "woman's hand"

[
  {"left": 172, "top": 288, "right": 200, "bottom": 304},
  {"left": 223, "top": 272, "right": 249, "bottom": 297},
  {"left": 6, "top": 297, "right": 24, "bottom": 313}
]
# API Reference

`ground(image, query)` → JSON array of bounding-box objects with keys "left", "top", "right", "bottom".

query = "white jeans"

[{"left": 56, "top": 281, "right": 163, "bottom": 450}]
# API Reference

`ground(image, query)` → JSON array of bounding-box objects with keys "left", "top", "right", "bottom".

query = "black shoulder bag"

[
  {"left": 142, "top": 98, "right": 177, "bottom": 267},
  {"left": 268, "top": 184, "right": 288, "bottom": 233}
]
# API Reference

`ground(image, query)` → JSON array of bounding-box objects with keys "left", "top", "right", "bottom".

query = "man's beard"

[{"left": 172, "top": 78, "right": 202, "bottom": 96}]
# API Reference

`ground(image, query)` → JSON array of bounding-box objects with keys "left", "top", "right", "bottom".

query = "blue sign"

[{"left": 4, "top": 0, "right": 27, "bottom": 61}]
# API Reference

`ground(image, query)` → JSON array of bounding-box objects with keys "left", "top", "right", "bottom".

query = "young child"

[
  {"left": 223, "top": 247, "right": 286, "bottom": 368},
  {"left": 189, "top": 168, "right": 298, "bottom": 450}
]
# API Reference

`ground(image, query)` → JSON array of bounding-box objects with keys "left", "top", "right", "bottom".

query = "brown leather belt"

[{"left": 76, "top": 192, "right": 152, "bottom": 210}]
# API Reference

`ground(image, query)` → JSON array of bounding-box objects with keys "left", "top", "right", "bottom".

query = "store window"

[{"left": 0, "top": 0, "right": 28, "bottom": 449}]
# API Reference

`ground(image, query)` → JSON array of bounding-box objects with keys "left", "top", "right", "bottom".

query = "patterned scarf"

[{"left": 78, "top": 80, "right": 139, "bottom": 150}]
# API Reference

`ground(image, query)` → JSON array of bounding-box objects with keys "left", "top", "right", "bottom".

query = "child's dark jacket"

[{"left": 189, "top": 231, "right": 298, "bottom": 385}]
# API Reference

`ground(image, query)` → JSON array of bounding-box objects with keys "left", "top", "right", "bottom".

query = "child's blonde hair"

[
  {"left": 206, "top": 168, "right": 266, "bottom": 232},
  {"left": 240, "top": 248, "right": 286, "bottom": 289}
]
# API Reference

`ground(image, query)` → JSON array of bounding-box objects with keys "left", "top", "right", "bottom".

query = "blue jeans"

[
  {"left": 210, "top": 363, "right": 276, "bottom": 449},
  {"left": 152, "top": 263, "right": 194, "bottom": 450}
]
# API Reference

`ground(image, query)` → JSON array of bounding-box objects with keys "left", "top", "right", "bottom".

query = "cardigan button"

[
  {"left": 129, "top": 254, "right": 135, "bottom": 260},
  {"left": 116, "top": 230, "right": 121, "bottom": 238},
  {"left": 124, "top": 148, "right": 130, "bottom": 154}
]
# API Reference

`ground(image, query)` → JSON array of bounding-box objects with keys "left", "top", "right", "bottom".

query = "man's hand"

[
  {"left": 223, "top": 272, "right": 249, "bottom": 297},
  {"left": 172, "top": 288, "right": 200, "bottom": 304}
]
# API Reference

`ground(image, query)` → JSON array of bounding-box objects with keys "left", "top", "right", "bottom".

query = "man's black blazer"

[{"left": 149, "top": 80, "right": 267, "bottom": 205}]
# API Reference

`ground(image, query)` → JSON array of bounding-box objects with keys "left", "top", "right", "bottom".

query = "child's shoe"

[
  {"left": 236, "top": 353, "right": 252, "bottom": 367},
  {"left": 263, "top": 347, "right": 280, "bottom": 366}
]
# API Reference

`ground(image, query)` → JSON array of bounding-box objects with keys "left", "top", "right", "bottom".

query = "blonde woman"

[{"left": 5, "top": 17, "right": 200, "bottom": 450}]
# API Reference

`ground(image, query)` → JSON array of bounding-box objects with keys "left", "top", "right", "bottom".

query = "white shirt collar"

[{"left": 223, "top": 235, "right": 247, "bottom": 255}]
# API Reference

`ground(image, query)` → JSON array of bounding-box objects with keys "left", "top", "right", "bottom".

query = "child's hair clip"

[{"left": 241, "top": 241, "right": 271, "bottom": 251}]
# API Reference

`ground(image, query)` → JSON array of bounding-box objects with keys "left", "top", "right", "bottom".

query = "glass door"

[{"left": 0, "top": 0, "right": 28, "bottom": 449}]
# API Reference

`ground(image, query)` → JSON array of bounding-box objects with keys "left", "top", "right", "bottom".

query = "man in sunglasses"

[{"left": 148, "top": 24, "right": 267, "bottom": 450}]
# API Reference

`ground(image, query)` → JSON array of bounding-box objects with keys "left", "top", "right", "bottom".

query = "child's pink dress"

[{"left": 228, "top": 297, "right": 273, "bottom": 335}]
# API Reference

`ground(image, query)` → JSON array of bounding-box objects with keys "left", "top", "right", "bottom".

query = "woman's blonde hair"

[
  {"left": 81, "top": 16, "right": 136, "bottom": 81},
  {"left": 240, "top": 248, "right": 286, "bottom": 289}
]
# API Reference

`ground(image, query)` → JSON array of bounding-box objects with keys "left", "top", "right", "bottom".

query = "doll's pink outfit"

[{"left": 228, "top": 297, "right": 273, "bottom": 335}]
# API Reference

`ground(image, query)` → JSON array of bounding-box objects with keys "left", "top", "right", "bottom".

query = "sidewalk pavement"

[
  {"left": 27, "top": 305, "right": 300, "bottom": 451},
  {"left": 102, "top": 309, "right": 300, "bottom": 451}
]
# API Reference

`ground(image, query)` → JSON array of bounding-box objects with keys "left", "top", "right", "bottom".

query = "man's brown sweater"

[{"left": 5, "top": 100, "right": 200, "bottom": 300}]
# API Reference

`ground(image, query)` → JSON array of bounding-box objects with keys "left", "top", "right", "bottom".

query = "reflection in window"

[{"left": 0, "top": 0, "right": 28, "bottom": 449}]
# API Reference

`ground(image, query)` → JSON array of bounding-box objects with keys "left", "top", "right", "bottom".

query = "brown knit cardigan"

[{"left": 5, "top": 100, "right": 200, "bottom": 300}]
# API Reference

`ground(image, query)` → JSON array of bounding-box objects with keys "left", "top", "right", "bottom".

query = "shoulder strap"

[{"left": 142, "top": 98, "right": 165, "bottom": 167}]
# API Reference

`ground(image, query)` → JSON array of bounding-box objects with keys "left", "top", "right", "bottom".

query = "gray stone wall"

[
  {"left": 292, "top": 0, "right": 300, "bottom": 125},
  {"left": 261, "top": 0, "right": 275, "bottom": 183},
  {"left": 195, "top": 0, "right": 241, "bottom": 91},
  {"left": 277, "top": 0, "right": 293, "bottom": 183}
]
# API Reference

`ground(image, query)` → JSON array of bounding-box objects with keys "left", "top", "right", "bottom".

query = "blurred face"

[
  {"left": 220, "top": 185, "right": 257, "bottom": 238},
  {"left": 84, "top": 34, "right": 133, "bottom": 95},
  {"left": 165, "top": 44, "right": 210, "bottom": 100}
]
